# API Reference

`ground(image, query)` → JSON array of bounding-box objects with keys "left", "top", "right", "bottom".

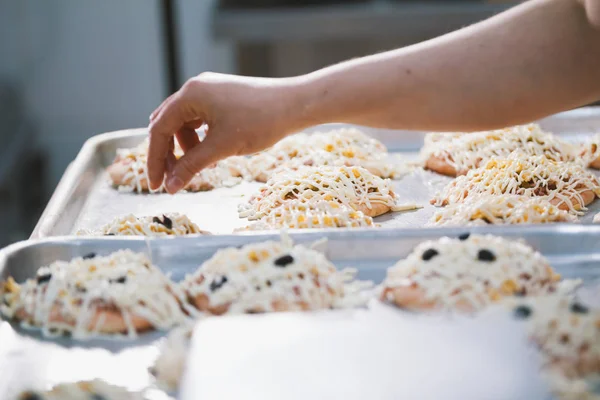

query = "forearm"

[{"left": 291, "top": 0, "right": 600, "bottom": 132}]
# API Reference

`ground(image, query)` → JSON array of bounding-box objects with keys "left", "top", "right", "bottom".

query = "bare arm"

[{"left": 148, "top": 0, "right": 600, "bottom": 192}]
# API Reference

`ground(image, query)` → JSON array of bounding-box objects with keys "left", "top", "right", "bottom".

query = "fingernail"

[{"left": 166, "top": 176, "right": 184, "bottom": 193}]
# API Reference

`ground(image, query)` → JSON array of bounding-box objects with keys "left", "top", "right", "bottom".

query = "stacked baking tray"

[{"left": 2, "top": 108, "right": 600, "bottom": 399}]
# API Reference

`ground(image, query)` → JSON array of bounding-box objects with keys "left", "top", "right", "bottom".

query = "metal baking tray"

[
  {"left": 3, "top": 225, "right": 600, "bottom": 399},
  {"left": 31, "top": 107, "right": 600, "bottom": 238}
]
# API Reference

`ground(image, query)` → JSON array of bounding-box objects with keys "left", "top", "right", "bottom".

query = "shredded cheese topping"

[
  {"left": 431, "top": 153, "right": 600, "bottom": 213},
  {"left": 76, "top": 213, "right": 209, "bottom": 237},
  {"left": 430, "top": 195, "right": 577, "bottom": 226},
  {"left": 507, "top": 295, "right": 600, "bottom": 399},
  {"left": 421, "top": 124, "right": 577, "bottom": 174},
  {"left": 181, "top": 235, "right": 372, "bottom": 315},
  {"left": 1, "top": 250, "right": 193, "bottom": 339},
  {"left": 150, "top": 323, "right": 194, "bottom": 391},
  {"left": 381, "top": 234, "right": 563, "bottom": 312},
  {"left": 246, "top": 128, "right": 406, "bottom": 181},
  {"left": 17, "top": 380, "right": 142, "bottom": 400},
  {"left": 239, "top": 199, "right": 375, "bottom": 231},
  {"left": 239, "top": 165, "right": 399, "bottom": 221},
  {"left": 110, "top": 138, "right": 243, "bottom": 193}
]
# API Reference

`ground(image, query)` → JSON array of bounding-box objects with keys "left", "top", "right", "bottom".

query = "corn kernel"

[
  {"left": 89, "top": 265, "right": 97, "bottom": 272},
  {"left": 488, "top": 289, "right": 501, "bottom": 302},
  {"left": 297, "top": 215, "right": 306, "bottom": 223},
  {"left": 352, "top": 168, "right": 360, "bottom": 178},
  {"left": 324, "top": 144, "right": 334, "bottom": 152},
  {"left": 248, "top": 251, "right": 259, "bottom": 262},
  {"left": 323, "top": 216, "right": 333, "bottom": 226},
  {"left": 342, "top": 149, "right": 355, "bottom": 158},
  {"left": 500, "top": 279, "right": 518, "bottom": 294}
]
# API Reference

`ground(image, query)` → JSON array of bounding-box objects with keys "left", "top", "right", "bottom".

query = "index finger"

[{"left": 147, "top": 95, "right": 187, "bottom": 190}]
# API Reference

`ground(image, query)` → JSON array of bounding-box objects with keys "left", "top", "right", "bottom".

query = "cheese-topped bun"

[
  {"left": 380, "top": 234, "right": 562, "bottom": 313},
  {"left": 508, "top": 295, "right": 600, "bottom": 400},
  {"left": 239, "top": 199, "right": 375, "bottom": 231},
  {"left": 181, "top": 236, "right": 371, "bottom": 315},
  {"left": 421, "top": 124, "right": 575, "bottom": 177},
  {"left": 150, "top": 323, "right": 194, "bottom": 391},
  {"left": 246, "top": 128, "right": 404, "bottom": 182},
  {"left": 0, "top": 250, "right": 191, "bottom": 338},
  {"left": 17, "top": 380, "right": 142, "bottom": 400},
  {"left": 430, "top": 195, "right": 577, "bottom": 226},
  {"left": 431, "top": 153, "right": 600, "bottom": 213},
  {"left": 107, "top": 138, "right": 243, "bottom": 193},
  {"left": 77, "top": 213, "right": 210, "bottom": 237},
  {"left": 239, "top": 165, "right": 401, "bottom": 220}
]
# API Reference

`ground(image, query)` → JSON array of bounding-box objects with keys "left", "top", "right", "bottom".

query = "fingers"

[
  {"left": 147, "top": 92, "right": 200, "bottom": 190},
  {"left": 175, "top": 122, "right": 202, "bottom": 153},
  {"left": 164, "top": 133, "right": 228, "bottom": 194},
  {"left": 150, "top": 94, "right": 173, "bottom": 122}
]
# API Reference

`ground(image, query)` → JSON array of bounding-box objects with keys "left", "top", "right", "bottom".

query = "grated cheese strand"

[
  {"left": 430, "top": 194, "right": 577, "bottom": 226},
  {"left": 76, "top": 213, "right": 210, "bottom": 237},
  {"left": 239, "top": 165, "right": 400, "bottom": 221},
  {"left": 181, "top": 236, "right": 372, "bottom": 315},
  {"left": 431, "top": 152, "right": 600, "bottom": 214},
  {"left": 1, "top": 250, "right": 194, "bottom": 339}
]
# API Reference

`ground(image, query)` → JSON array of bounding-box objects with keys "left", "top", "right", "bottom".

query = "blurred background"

[{"left": 0, "top": 0, "right": 520, "bottom": 245}]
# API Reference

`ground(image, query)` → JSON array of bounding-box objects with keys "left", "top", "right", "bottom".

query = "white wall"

[
  {"left": 0, "top": 0, "right": 234, "bottom": 193},
  {"left": 176, "top": 0, "right": 235, "bottom": 80}
]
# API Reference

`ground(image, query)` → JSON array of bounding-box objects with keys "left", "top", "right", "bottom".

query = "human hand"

[{"left": 147, "top": 72, "right": 303, "bottom": 193}]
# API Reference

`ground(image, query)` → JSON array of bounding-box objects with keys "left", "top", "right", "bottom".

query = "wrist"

[{"left": 279, "top": 74, "right": 340, "bottom": 133}]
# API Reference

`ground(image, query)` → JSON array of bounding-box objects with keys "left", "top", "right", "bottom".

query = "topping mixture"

[
  {"left": 239, "top": 199, "right": 376, "bottom": 231},
  {"left": 431, "top": 153, "right": 600, "bottom": 213},
  {"left": 421, "top": 124, "right": 576, "bottom": 176},
  {"left": 181, "top": 236, "right": 372, "bottom": 315},
  {"left": 380, "top": 235, "right": 564, "bottom": 313},
  {"left": 430, "top": 195, "right": 577, "bottom": 226},
  {"left": 239, "top": 165, "right": 401, "bottom": 221},
  {"left": 246, "top": 128, "right": 406, "bottom": 182},
  {"left": 1, "top": 250, "right": 192, "bottom": 338},
  {"left": 77, "top": 213, "right": 210, "bottom": 237},
  {"left": 150, "top": 323, "right": 194, "bottom": 391},
  {"left": 108, "top": 138, "right": 243, "bottom": 193},
  {"left": 17, "top": 379, "right": 142, "bottom": 400},
  {"left": 508, "top": 295, "right": 600, "bottom": 400}
]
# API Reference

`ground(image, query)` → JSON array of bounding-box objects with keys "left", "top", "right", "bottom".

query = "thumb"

[{"left": 165, "top": 132, "right": 230, "bottom": 194}]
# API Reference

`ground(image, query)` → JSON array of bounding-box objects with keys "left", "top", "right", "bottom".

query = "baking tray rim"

[
  {"left": 30, "top": 107, "right": 600, "bottom": 240},
  {"left": 19, "top": 223, "right": 600, "bottom": 261}
]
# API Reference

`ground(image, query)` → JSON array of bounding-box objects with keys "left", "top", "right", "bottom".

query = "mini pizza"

[
  {"left": 239, "top": 199, "right": 376, "bottom": 231},
  {"left": 150, "top": 323, "right": 194, "bottom": 391},
  {"left": 239, "top": 166, "right": 402, "bottom": 221},
  {"left": 107, "top": 138, "right": 243, "bottom": 193},
  {"left": 431, "top": 153, "right": 600, "bottom": 213},
  {"left": 380, "top": 234, "right": 564, "bottom": 313},
  {"left": 0, "top": 250, "right": 192, "bottom": 338},
  {"left": 421, "top": 124, "right": 575, "bottom": 177},
  {"left": 508, "top": 295, "right": 600, "bottom": 400},
  {"left": 430, "top": 195, "right": 577, "bottom": 226},
  {"left": 580, "top": 140, "right": 600, "bottom": 170},
  {"left": 246, "top": 128, "right": 405, "bottom": 182},
  {"left": 77, "top": 213, "right": 210, "bottom": 236},
  {"left": 17, "top": 380, "right": 142, "bottom": 400},
  {"left": 181, "top": 236, "right": 371, "bottom": 315}
]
